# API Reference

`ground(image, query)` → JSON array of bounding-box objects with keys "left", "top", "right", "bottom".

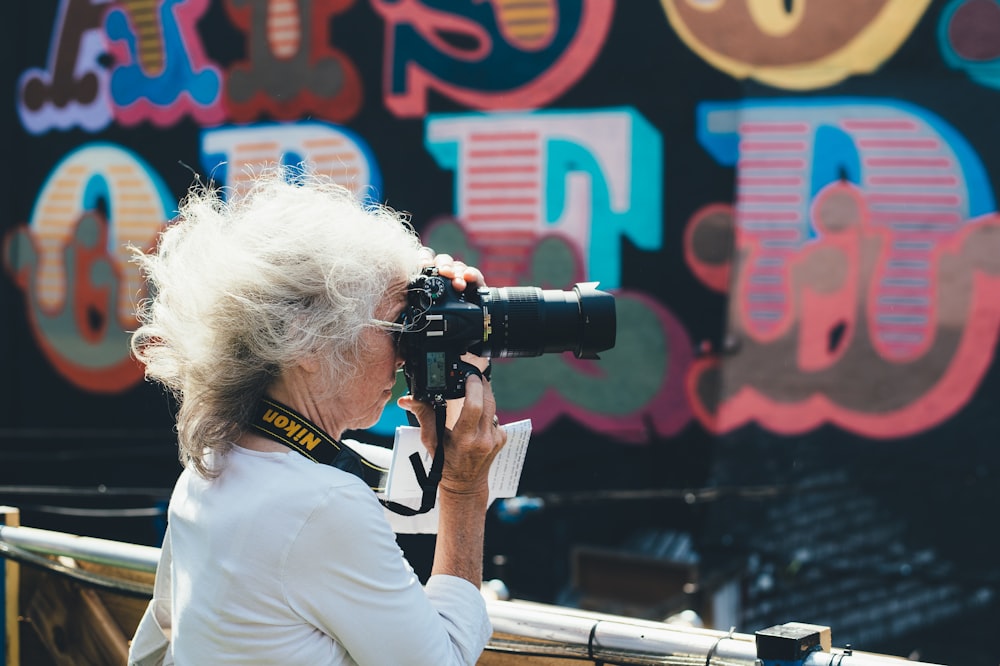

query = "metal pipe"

[
  {"left": 805, "top": 652, "right": 935, "bottom": 666},
  {"left": 0, "top": 538, "right": 154, "bottom": 597},
  {"left": 488, "top": 600, "right": 756, "bottom": 664},
  {"left": 486, "top": 600, "right": 944, "bottom": 666},
  {"left": 0, "top": 525, "right": 947, "bottom": 665},
  {"left": 0, "top": 525, "right": 159, "bottom": 573}
]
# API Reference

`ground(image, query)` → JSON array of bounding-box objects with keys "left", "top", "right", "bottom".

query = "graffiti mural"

[
  {"left": 684, "top": 99, "right": 1000, "bottom": 437},
  {"left": 661, "top": 0, "right": 933, "bottom": 89},
  {"left": 938, "top": 0, "right": 1000, "bottom": 89},
  {"left": 16, "top": 0, "right": 115, "bottom": 133},
  {"left": 222, "top": 0, "right": 363, "bottom": 122},
  {"left": 5, "top": 2, "right": 1000, "bottom": 658},
  {"left": 3, "top": 144, "right": 174, "bottom": 391},
  {"left": 374, "top": 0, "right": 613, "bottom": 116},
  {"left": 367, "top": 108, "right": 692, "bottom": 439},
  {"left": 200, "top": 122, "right": 383, "bottom": 198},
  {"left": 424, "top": 109, "right": 662, "bottom": 288},
  {"left": 9, "top": 0, "right": 999, "bottom": 443},
  {"left": 105, "top": 0, "right": 224, "bottom": 127}
]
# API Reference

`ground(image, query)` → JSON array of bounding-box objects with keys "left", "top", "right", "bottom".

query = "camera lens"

[{"left": 480, "top": 282, "right": 616, "bottom": 359}]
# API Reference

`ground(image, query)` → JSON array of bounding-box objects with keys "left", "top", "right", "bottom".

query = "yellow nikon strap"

[
  {"left": 251, "top": 397, "right": 443, "bottom": 516},
  {"left": 252, "top": 397, "right": 388, "bottom": 493}
]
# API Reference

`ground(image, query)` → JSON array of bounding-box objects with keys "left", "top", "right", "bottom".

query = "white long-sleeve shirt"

[{"left": 153, "top": 445, "right": 491, "bottom": 665}]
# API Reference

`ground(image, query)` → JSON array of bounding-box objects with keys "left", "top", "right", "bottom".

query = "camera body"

[{"left": 397, "top": 267, "right": 616, "bottom": 407}]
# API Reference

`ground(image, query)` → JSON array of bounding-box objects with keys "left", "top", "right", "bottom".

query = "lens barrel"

[{"left": 481, "top": 282, "right": 616, "bottom": 359}]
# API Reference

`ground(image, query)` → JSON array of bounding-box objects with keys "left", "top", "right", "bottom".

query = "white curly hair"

[{"left": 131, "top": 167, "right": 424, "bottom": 478}]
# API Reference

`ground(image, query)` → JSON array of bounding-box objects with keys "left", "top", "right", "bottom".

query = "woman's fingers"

[
  {"left": 418, "top": 246, "right": 436, "bottom": 267},
  {"left": 452, "top": 374, "right": 486, "bottom": 437},
  {"left": 431, "top": 253, "right": 486, "bottom": 291},
  {"left": 396, "top": 395, "right": 438, "bottom": 454},
  {"left": 398, "top": 347, "right": 504, "bottom": 487}
]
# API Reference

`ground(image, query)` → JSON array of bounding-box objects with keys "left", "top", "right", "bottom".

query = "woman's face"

[{"left": 335, "top": 286, "right": 408, "bottom": 432}]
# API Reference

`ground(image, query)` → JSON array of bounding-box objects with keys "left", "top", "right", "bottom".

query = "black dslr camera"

[{"left": 396, "top": 267, "right": 616, "bottom": 407}]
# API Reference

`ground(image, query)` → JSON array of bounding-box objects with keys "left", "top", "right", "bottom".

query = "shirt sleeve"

[
  {"left": 280, "top": 479, "right": 492, "bottom": 665},
  {"left": 127, "top": 527, "right": 175, "bottom": 666}
]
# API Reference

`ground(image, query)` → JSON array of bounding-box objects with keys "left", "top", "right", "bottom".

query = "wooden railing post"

[{"left": 0, "top": 507, "right": 20, "bottom": 666}]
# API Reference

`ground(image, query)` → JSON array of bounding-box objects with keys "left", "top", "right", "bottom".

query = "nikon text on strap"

[{"left": 251, "top": 397, "right": 442, "bottom": 516}]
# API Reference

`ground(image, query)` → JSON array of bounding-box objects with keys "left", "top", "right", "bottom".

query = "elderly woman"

[{"left": 127, "top": 169, "right": 507, "bottom": 665}]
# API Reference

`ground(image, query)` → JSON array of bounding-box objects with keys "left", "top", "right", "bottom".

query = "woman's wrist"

[
  {"left": 438, "top": 482, "right": 490, "bottom": 506},
  {"left": 433, "top": 483, "right": 489, "bottom": 585},
  {"left": 439, "top": 481, "right": 488, "bottom": 494}
]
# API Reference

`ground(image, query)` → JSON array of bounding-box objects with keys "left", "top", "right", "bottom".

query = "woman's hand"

[
  {"left": 425, "top": 250, "right": 491, "bottom": 376},
  {"left": 419, "top": 248, "right": 486, "bottom": 294},
  {"left": 404, "top": 251, "right": 505, "bottom": 585},
  {"left": 401, "top": 251, "right": 503, "bottom": 494},
  {"left": 398, "top": 373, "right": 506, "bottom": 496}
]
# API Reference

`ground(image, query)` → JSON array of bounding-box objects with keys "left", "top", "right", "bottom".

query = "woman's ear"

[{"left": 297, "top": 352, "right": 321, "bottom": 374}]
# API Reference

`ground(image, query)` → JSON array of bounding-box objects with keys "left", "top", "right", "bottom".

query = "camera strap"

[
  {"left": 381, "top": 406, "right": 446, "bottom": 517},
  {"left": 383, "top": 360, "right": 490, "bottom": 516},
  {"left": 250, "top": 397, "right": 443, "bottom": 516},
  {"left": 251, "top": 397, "right": 388, "bottom": 490}
]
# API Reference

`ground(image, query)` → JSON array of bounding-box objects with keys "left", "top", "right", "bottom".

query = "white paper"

[{"left": 381, "top": 419, "right": 532, "bottom": 534}]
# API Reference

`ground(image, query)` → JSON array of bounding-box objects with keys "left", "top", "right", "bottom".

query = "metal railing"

[
  {"left": 0, "top": 524, "right": 945, "bottom": 665},
  {"left": 0, "top": 524, "right": 158, "bottom": 597}
]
